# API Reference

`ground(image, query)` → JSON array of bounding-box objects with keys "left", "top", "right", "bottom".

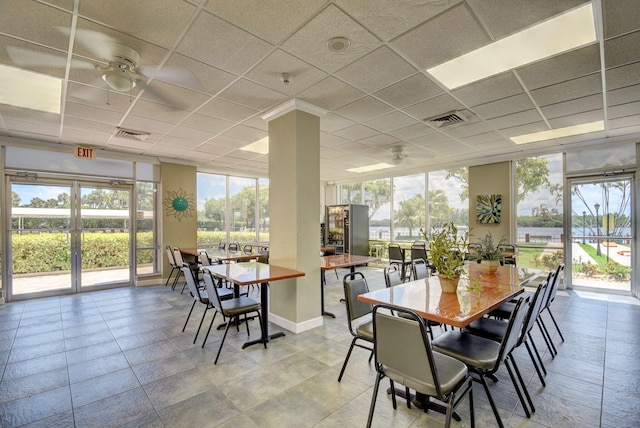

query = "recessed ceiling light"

[
  {"left": 427, "top": 3, "right": 597, "bottom": 89},
  {"left": 347, "top": 163, "right": 395, "bottom": 173},
  {"left": 0, "top": 64, "right": 61, "bottom": 114},
  {"left": 327, "top": 37, "right": 351, "bottom": 53},
  {"left": 510, "top": 120, "right": 604, "bottom": 144},
  {"left": 240, "top": 137, "right": 269, "bottom": 154}
]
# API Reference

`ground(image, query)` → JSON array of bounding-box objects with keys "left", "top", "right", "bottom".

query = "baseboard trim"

[{"left": 268, "top": 312, "right": 323, "bottom": 333}]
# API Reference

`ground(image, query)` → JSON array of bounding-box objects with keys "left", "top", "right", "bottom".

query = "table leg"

[
  {"left": 242, "top": 281, "right": 285, "bottom": 349},
  {"left": 321, "top": 270, "right": 336, "bottom": 318},
  {"left": 386, "top": 388, "right": 461, "bottom": 421}
]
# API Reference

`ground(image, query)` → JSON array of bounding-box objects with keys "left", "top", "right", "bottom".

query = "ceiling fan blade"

[
  {"left": 6, "top": 45, "right": 94, "bottom": 70},
  {"left": 138, "top": 66, "right": 202, "bottom": 90},
  {"left": 137, "top": 81, "right": 186, "bottom": 110},
  {"left": 58, "top": 26, "right": 120, "bottom": 61}
]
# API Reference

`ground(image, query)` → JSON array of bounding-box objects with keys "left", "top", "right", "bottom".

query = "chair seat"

[
  {"left": 488, "top": 301, "right": 515, "bottom": 319},
  {"left": 432, "top": 331, "right": 500, "bottom": 371},
  {"left": 221, "top": 296, "right": 261, "bottom": 316},
  {"left": 463, "top": 317, "right": 507, "bottom": 342},
  {"left": 356, "top": 320, "right": 374, "bottom": 341}
]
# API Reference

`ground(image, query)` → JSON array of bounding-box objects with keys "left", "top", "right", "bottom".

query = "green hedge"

[
  {"left": 12, "top": 232, "right": 154, "bottom": 274},
  {"left": 197, "top": 231, "right": 270, "bottom": 245}
]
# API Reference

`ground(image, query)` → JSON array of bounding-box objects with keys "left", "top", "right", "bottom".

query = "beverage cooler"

[{"left": 325, "top": 204, "right": 369, "bottom": 255}]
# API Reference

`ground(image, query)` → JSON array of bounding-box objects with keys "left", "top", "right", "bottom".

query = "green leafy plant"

[
  {"left": 466, "top": 277, "right": 483, "bottom": 297},
  {"left": 605, "top": 261, "right": 631, "bottom": 281},
  {"left": 474, "top": 231, "right": 507, "bottom": 261},
  {"left": 421, "top": 222, "right": 468, "bottom": 279}
]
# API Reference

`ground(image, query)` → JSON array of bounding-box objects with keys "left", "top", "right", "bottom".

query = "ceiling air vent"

[
  {"left": 424, "top": 110, "right": 470, "bottom": 128},
  {"left": 114, "top": 127, "right": 150, "bottom": 141}
]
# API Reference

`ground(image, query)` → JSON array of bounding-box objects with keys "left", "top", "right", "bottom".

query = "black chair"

[
  {"left": 467, "top": 243, "right": 482, "bottom": 262},
  {"left": 541, "top": 263, "right": 565, "bottom": 343},
  {"left": 164, "top": 245, "right": 180, "bottom": 286},
  {"left": 243, "top": 244, "right": 253, "bottom": 254},
  {"left": 173, "top": 247, "right": 199, "bottom": 293},
  {"left": 228, "top": 242, "right": 239, "bottom": 251},
  {"left": 201, "top": 268, "right": 266, "bottom": 364},
  {"left": 338, "top": 272, "right": 374, "bottom": 382},
  {"left": 181, "top": 264, "right": 233, "bottom": 344},
  {"left": 218, "top": 242, "right": 226, "bottom": 251},
  {"left": 432, "top": 295, "right": 531, "bottom": 428},
  {"left": 388, "top": 244, "right": 410, "bottom": 281},
  {"left": 498, "top": 244, "right": 516, "bottom": 265},
  {"left": 367, "top": 304, "right": 474, "bottom": 428},
  {"left": 409, "top": 258, "right": 431, "bottom": 280},
  {"left": 383, "top": 264, "right": 403, "bottom": 288},
  {"left": 465, "top": 279, "right": 551, "bottom": 393}
]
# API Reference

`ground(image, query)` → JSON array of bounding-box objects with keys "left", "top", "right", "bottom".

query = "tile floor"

[{"left": 0, "top": 266, "right": 639, "bottom": 427}]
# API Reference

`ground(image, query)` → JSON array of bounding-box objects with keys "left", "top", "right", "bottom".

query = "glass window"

[
  {"left": 340, "top": 182, "right": 362, "bottom": 204},
  {"left": 229, "top": 177, "right": 257, "bottom": 243},
  {"left": 392, "top": 173, "right": 425, "bottom": 243},
  {"left": 565, "top": 143, "right": 635, "bottom": 173},
  {"left": 258, "top": 178, "right": 269, "bottom": 242},
  {"left": 429, "top": 168, "right": 469, "bottom": 230},
  {"left": 364, "top": 178, "right": 391, "bottom": 242},
  {"left": 136, "top": 181, "right": 156, "bottom": 276},
  {"left": 197, "top": 172, "right": 227, "bottom": 248},
  {"left": 516, "top": 154, "right": 564, "bottom": 269}
]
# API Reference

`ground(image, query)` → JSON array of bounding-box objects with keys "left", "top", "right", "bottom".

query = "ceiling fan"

[
  {"left": 390, "top": 146, "right": 408, "bottom": 165},
  {"left": 6, "top": 28, "right": 199, "bottom": 104}
]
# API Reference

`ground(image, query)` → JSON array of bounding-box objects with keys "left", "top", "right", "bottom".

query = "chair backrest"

[
  {"left": 173, "top": 247, "right": 185, "bottom": 265},
  {"left": 257, "top": 250, "right": 269, "bottom": 264},
  {"left": 495, "top": 294, "right": 530, "bottom": 367},
  {"left": 498, "top": 244, "right": 516, "bottom": 252},
  {"left": 202, "top": 268, "right": 225, "bottom": 311},
  {"left": 181, "top": 264, "right": 205, "bottom": 302},
  {"left": 322, "top": 246, "right": 336, "bottom": 256},
  {"left": 165, "top": 245, "right": 177, "bottom": 268},
  {"left": 410, "top": 245, "right": 428, "bottom": 262},
  {"left": 383, "top": 265, "right": 403, "bottom": 288},
  {"left": 198, "top": 251, "right": 211, "bottom": 266},
  {"left": 545, "top": 263, "right": 564, "bottom": 308},
  {"left": 218, "top": 242, "right": 226, "bottom": 250},
  {"left": 410, "top": 258, "right": 430, "bottom": 280},
  {"left": 467, "top": 243, "right": 482, "bottom": 259},
  {"left": 373, "top": 304, "right": 444, "bottom": 398},
  {"left": 388, "top": 244, "right": 404, "bottom": 262},
  {"left": 519, "top": 279, "right": 550, "bottom": 345},
  {"left": 243, "top": 245, "right": 253, "bottom": 254},
  {"left": 343, "top": 272, "right": 373, "bottom": 335},
  {"left": 228, "top": 242, "right": 239, "bottom": 251}
]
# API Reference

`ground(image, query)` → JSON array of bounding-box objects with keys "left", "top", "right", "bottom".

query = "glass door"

[
  {"left": 568, "top": 175, "right": 633, "bottom": 293},
  {"left": 10, "top": 181, "right": 74, "bottom": 296},
  {"left": 78, "top": 183, "right": 132, "bottom": 289},
  {"left": 8, "top": 178, "right": 133, "bottom": 300}
]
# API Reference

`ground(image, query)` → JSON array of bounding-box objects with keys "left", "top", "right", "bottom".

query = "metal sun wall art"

[
  {"left": 163, "top": 188, "right": 195, "bottom": 221},
  {"left": 476, "top": 194, "right": 502, "bottom": 224}
]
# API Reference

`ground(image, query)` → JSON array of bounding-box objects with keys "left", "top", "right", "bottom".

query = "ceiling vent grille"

[
  {"left": 424, "top": 110, "right": 470, "bottom": 128},
  {"left": 114, "top": 127, "right": 150, "bottom": 141}
]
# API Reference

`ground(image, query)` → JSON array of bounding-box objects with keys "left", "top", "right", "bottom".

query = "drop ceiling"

[{"left": 1, "top": 0, "right": 639, "bottom": 182}]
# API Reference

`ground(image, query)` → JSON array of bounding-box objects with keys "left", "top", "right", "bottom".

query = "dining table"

[
  {"left": 320, "top": 254, "right": 379, "bottom": 318},
  {"left": 181, "top": 248, "right": 260, "bottom": 263},
  {"left": 204, "top": 262, "right": 305, "bottom": 348},
  {"left": 358, "top": 264, "right": 544, "bottom": 328},
  {"left": 357, "top": 264, "right": 546, "bottom": 415}
]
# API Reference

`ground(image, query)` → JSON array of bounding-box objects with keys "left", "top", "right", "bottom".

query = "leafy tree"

[
  {"left": 428, "top": 189, "right": 454, "bottom": 228},
  {"left": 395, "top": 193, "right": 425, "bottom": 237},
  {"left": 363, "top": 180, "right": 392, "bottom": 219},
  {"left": 12, "top": 191, "right": 21, "bottom": 207},
  {"left": 446, "top": 159, "right": 550, "bottom": 203},
  {"left": 136, "top": 183, "right": 154, "bottom": 210}
]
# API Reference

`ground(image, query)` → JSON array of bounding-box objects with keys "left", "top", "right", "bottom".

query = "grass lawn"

[
  {"left": 514, "top": 245, "right": 545, "bottom": 269},
  {"left": 578, "top": 243, "right": 611, "bottom": 271}
]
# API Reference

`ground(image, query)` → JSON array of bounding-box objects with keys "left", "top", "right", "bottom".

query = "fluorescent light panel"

[
  {"left": 427, "top": 3, "right": 597, "bottom": 89},
  {"left": 240, "top": 137, "right": 269, "bottom": 154},
  {"left": 0, "top": 64, "right": 62, "bottom": 114},
  {"left": 510, "top": 120, "right": 604, "bottom": 144},
  {"left": 347, "top": 163, "right": 395, "bottom": 173}
]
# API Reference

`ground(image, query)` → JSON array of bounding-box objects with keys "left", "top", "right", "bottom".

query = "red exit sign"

[{"left": 74, "top": 146, "right": 96, "bottom": 160}]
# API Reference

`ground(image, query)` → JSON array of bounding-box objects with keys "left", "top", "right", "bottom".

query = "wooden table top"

[
  {"left": 203, "top": 262, "right": 305, "bottom": 286},
  {"left": 358, "top": 265, "right": 544, "bottom": 328},
  {"left": 320, "top": 254, "right": 379, "bottom": 270},
  {"left": 181, "top": 248, "right": 259, "bottom": 262}
]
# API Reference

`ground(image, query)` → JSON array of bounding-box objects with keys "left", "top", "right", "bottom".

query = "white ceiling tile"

[
  {"left": 335, "top": 46, "right": 417, "bottom": 93},
  {"left": 223, "top": 125, "right": 266, "bottom": 143},
  {"left": 198, "top": 99, "right": 259, "bottom": 123},
  {"left": 486, "top": 109, "right": 544, "bottom": 130},
  {"left": 603, "top": 0, "right": 640, "bottom": 39},
  {"left": 365, "top": 111, "right": 418, "bottom": 132},
  {"left": 218, "top": 79, "right": 288, "bottom": 111},
  {"left": 473, "top": 94, "right": 537, "bottom": 120},
  {"left": 281, "top": 5, "right": 381, "bottom": 74},
  {"left": 0, "top": 37, "right": 68, "bottom": 78},
  {"left": 530, "top": 74, "right": 602, "bottom": 107},
  {"left": 607, "top": 84, "right": 640, "bottom": 107},
  {"left": 452, "top": 73, "right": 524, "bottom": 107},
  {"left": 548, "top": 110, "right": 604, "bottom": 128},
  {"left": 391, "top": 3, "right": 489, "bottom": 70},
  {"left": 334, "top": 96, "right": 395, "bottom": 123},
  {"left": 128, "top": 99, "right": 190, "bottom": 124},
  {"left": 404, "top": 94, "right": 467, "bottom": 121},
  {"left": 181, "top": 114, "right": 234, "bottom": 134},
  {"left": 297, "top": 77, "right": 365, "bottom": 110},
  {"left": 320, "top": 113, "right": 357, "bottom": 133},
  {"left": 205, "top": 0, "right": 326, "bottom": 44},
  {"left": 78, "top": 0, "right": 195, "bottom": 48},
  {"left": 541, "top": 94, "right": 603, "bottom": 118},
  {"left": 333, "top": 124, "right": 379, "bottom": 141},
  {"left": 176, "top": 10, "right": 273, "bottom": 75},
  {"left": 162, "top": 53, "right": 238, "bottom": 95},
  {"left": 0, "top": 1, "right": 71, "bottom": 50},
  {"left": 387, "top": 123, "right": 435, "bottom": 140},
  {"left": 373, "top": 73, "right": 443, "bottom": 109},
  {"left": 606, "top": 62, "right": 640, "bottom": 91}
]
